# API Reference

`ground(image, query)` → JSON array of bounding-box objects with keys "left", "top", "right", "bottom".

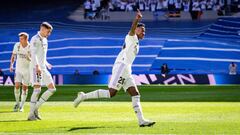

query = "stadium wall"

[{"left": 0, "top": 74, "right": 240, "bottom": 86}]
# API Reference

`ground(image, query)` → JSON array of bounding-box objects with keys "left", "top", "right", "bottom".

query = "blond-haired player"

[
  {"left": 10, "top": 32, "right": 31, "bottom": 112},
  {"left": 28, "top": 22, "right": 56, "bottom": 121}
]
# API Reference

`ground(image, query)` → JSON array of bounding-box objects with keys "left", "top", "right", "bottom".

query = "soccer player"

[
  {"left": 28, "top": 22, "right": 56, "bottom": 121},
  {"left": 10, "top": 32, "right": 31, "bottom": 112},
  {"left": 74, "top": 9, "right": 156, "bottom": 127}
]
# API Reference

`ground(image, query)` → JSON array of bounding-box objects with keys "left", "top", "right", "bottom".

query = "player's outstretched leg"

[
  {"left": 19, "top": 85, "right": 28, "bottom": 112},
  {"left": 128, "top": 86, "right": 156, "bottom": 127},
  {"left": 73, "top": 89, "right": 114, "bottom": 108},
  {"left": 13, "top": 83, "right": 21, "bottom": 112},
  {"left": 28, "top": 87, "right": 41, "bottom": 121}
]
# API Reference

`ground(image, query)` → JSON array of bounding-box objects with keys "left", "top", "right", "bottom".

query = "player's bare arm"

[
  {"left": 129, "top": 9, "right": 142, "bottom": 36},
  {"left": 9, "top": 53, "right": 16, "bottom": 72}
]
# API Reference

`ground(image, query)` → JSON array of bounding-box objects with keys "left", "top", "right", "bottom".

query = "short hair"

[
  {"left": 41, "top": 22, "right": 53, "bottom": 30},
  {"left": 137, "top": 23, "right": 145, "bottom": 28},
  {"left": 18, "top": 32, "right": 29, "bottom": 39}
]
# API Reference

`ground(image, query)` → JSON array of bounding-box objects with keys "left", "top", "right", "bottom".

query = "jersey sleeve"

[
  {"left": 30, "top": 37, "right": 39, "bottom": 66},
  {"left": 12, "top": 43, "right": 18, "bottom": 54}
]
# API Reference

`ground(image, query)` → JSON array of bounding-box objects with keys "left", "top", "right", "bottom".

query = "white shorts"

[
  {"left": 14, "top": 70, "right": 30, "bottom": 86},
  {"left": 30, "top": 68, "right": 54, "bottom": 87},
  {"left": 108, "top": 62, "right": 136, "bottom": 91}
]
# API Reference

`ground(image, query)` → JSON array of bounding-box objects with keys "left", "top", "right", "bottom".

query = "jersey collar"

[
  {"left": 37, "top": 31, "right": 46, "bottom": 40},
  {"left": 20, "top": 42, "right": 30, "bottom": 48}
]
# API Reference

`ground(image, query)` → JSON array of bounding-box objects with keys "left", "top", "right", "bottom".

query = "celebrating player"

[
  {"left": 28, "top": 22, "right": 56, "bottom": 121},
  {"left": 10, "top": 32, "right": 31, "bottom": 112},
  {"left": 74, "top": 9, "right": 155, "bottom": 127}
]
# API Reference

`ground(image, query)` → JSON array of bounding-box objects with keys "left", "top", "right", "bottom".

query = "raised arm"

[{"left": 128, "top": 9, "right": 143, "bottom": 36}]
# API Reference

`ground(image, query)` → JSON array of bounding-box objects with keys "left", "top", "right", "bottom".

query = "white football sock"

[
  {"left": 132, "top": 95, "right": 145, "bottom": 124},
  {"left": 29, "top": 88, "right": 41, "bottom": 115},
  {"left": 14, "top": 87, "right": 20, "bottom": 104},
  {"left": 84, "top": 89, "right": 110, "bottom": 100},
  {"left": 20, "top": 89, "right": 28, "bottom": 108},
  {"left": 35, "top": 88, "right": 56, "bottom": 109}
]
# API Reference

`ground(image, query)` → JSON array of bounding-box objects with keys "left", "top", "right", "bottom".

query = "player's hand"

[
  {"left": 36, "top": 65, "right": 42, "bottom": 75},
  {"left": 26, "top": 54, "right": 31, "bottom": 61},
  {"left": 46, "top": 63, "right": 53, "bottom": 70},
  {"left": 136, "top": 9, "right": 142, "bottom": 20},
  {"left": 9, "top": 65, "right": 13, "bottom": 72}
]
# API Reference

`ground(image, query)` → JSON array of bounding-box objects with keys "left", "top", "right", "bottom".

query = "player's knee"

[
  {"left": 110, "top": 92, "right": 116, "bottom": 98},
  {"left": 109, "top": 89, "right": 117, "bottom": 98},
  {"left": 15, "top": 84, "right": 20, "bottom": 89},
  {"left": 127, "top": 86, "right": 140, "bottom": 96},
  {"left": 135, "top": 91, "right": 140, "bottom": 96},
  {"left": 22, "top": 88, "right": 28, "bottom": 95},
  {"left": 34, "top": 85, "right": 41, "bottom": 89},
  {"left": 22, "top": 86, "right": 28, "bottom": 91},
  {"left": 48, "top": 83, "right": 56, "bottom": 89},
  {"left": 15, "top": 86, "right": 20, "bottom": 89},
  {"left": 49, "top": 88, "right": 56, "bottom": 93},
  {"left": 22, "top": 88, "right": 27, "bottom": 91}
]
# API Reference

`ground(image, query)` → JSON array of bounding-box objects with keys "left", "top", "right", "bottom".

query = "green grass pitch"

[{"left": 0, "top": 85, "right": 240, "bottom": 134}]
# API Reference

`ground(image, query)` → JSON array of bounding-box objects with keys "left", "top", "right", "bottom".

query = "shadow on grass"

[
  {"left": 0, "top": 120, "right": 28, "bottom": 122},
  {"left": 0, "top": 111, "right": 15, "bottom": 114},
  {"left": 67, "top": 125, "right": 125, "bottom": 132},
  {"left": 68, "top": 126, "right": 107, "bottom": 131}
]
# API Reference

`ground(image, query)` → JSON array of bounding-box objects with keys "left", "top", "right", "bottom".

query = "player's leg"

[
  {"left": 13, "top": 72, "right": 22, "bottom": 112},
  {"left": 127, "top": 86, "right": 155, "bottom": 127},
  {"left": 80, "top": 71, "right": 124, "bottom": 100},
  {"left": 73, "top": 62, "right": 125, "bottom": 107},
  {"left": 34, "top": 70, "right": 56, "bottom": 120},
  {"left": 35, "top": 82, "right": 56, "bottom": 110},
  {"left": 73, "top": 88, "right": 115, "bottom": 108},
  {"left": 19, "top": 72, "right": 30, "bottom": 112},
  {"left": 28, "top": 68, "right": 42, "bottom": 120},
  {"left": 19, "top": 84, "right": 28, "bottom": 112},
  {"left": 125, "top": 77, "right": 155, "bottom": 127},
  {"left": 13, "top": 82, "right": 21, "bottom": 112},
  {"left": 82, "top": 88, "right": 113, "bottom": 99},
  {"left": 28, "top": 85, "right": 41, "bottom": 120}
]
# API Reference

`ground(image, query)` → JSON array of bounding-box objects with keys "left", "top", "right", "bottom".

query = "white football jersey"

[
  {"left": 30, "top": 32, "right": 48, "bottom": 70},
  {"left": 12, "top": 42, "right": 30, "bottom": 72},
  {"left": 115, "top": 34, "right": 139, "bottom": 66}
]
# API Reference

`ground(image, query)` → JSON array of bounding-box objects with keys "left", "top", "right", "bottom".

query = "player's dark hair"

[{"left": 137, "top": 23, "right": 145, "bottom": 28}]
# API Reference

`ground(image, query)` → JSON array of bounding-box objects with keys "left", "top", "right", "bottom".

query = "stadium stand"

[
  {"left": 0, "top": 18, "right": 239, "bottom": 75},
  {"left": 200, "top": 17, "right": 240, "bottom": 40},
  {"left": 151, "top": 38, "right": 240, "bottom": 74}
]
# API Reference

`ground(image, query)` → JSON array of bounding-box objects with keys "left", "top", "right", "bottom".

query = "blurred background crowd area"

[{"left": 82, "top": 0, "right": 240, "bottom": 19}]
